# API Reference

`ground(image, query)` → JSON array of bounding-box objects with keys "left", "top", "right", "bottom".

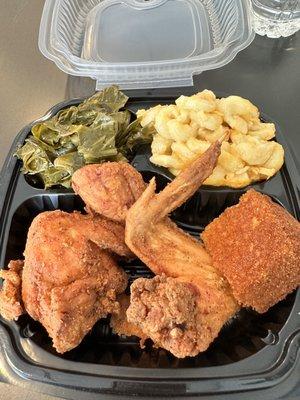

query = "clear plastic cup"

[{"left": 251, "top": 0, "right": 300, "bottom": 38}]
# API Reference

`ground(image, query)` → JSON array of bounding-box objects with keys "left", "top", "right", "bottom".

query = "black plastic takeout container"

[{"left": 0, "top": 96, "right": 299, "bottom": 400}]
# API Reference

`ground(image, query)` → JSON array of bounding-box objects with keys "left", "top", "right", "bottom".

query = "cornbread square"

[{"left": 202, "top": 189, "right": 300, "bottom": 313}]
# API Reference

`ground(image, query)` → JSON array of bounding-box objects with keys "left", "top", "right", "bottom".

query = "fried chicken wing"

[
  {"left": 22, "top": 210, "right": 128, "bottom": 353},
  {"left": 0, "top": 260, "right": 24, "bottom": 321},
  {"left": 125, "top": 142, "right": 239, "bottom": 357},
  {"left": 125, "top": 141, "right": 221, "bottom": 277},
  {"left": 72, "top": 162, "right": 146, "bottom": 223}
]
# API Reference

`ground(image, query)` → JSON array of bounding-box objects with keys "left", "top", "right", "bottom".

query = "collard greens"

[{"left": 15, "top": 86, "right": 155, "bottom": 188}]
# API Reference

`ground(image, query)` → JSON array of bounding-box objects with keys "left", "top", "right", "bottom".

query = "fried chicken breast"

[{"left": 22, "top": 211, "right": 128, "bottom": 353}]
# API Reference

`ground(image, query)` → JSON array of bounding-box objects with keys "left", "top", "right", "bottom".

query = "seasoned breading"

[
  {"left": 110, "top": 294, "right": 148, "bottom": 342},
  {"left": 125, "top": 142, "right": 239, "bottom": 357},
  {"left": 202, "top": 189, "right": 300, "bottom": 313},
  {"left": 125, "top": 141, "right": 221, "bottom": 277},
  {"left": 0, "top": 260, "right": 24, "bottom": 320},
  {"left": 72, "top": 162, "right": 146, "bottom": 223},
  {"left": 22, "top": 210, "right": 128, "bottom": 353},
  {"left": 127, "top": 275, "right": 199, "bottom": 357},
  {"left": 127, "top": 274, "right": 237, "bottom": 358},
  {"left": 71, "top": 148, "right": 238, "bottom": 357}
]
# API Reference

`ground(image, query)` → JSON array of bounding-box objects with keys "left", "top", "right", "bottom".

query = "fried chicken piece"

[
  {"left": 125, "top": 141, "right": 221, "bottom": 277},
  {"left": 127, "top": 275, "right": 235, "bottom": 358},
  {"left": 72, "top": 162, "right": 146, "bottom": 223},
  {"left": 22, "top": 210, "right": 128, "bottom": 353},
  {"left": 70, "top": 145, "right": 238, "bottom": 356},
  {"left": 125, "top": 142, "right": 239, "bottom": 357},
  {"left": 74, "top": 160, "right": 214, "bottom": 353},
  {"left": 110, "top": 294, "right": 148, "bottom": 343},
  {"left": 72, "top": 161, "right": 211, "bottom": 271},
  {"left": 0, "top": 260, "right": 24, "bottom": 320},
  {"left": 202, "top": 189, "right": 300, "bottom": 313}
]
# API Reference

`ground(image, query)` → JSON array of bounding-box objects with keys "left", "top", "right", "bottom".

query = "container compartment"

[
  {"left": 0, "top": 96, "right": 299, "bottom": 398},
  {"left": 16, "top": 293, "right": 295, "bottom": 368},
  {"left": 5, "top": 192, "right": 296, "bottom": 369}
]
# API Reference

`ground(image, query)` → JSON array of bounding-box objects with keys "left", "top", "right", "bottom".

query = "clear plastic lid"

[{"left": 39, "top": 0, "right": 254, "bottom": 90}]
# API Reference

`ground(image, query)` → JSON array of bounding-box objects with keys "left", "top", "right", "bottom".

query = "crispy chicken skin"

[
  {"left": 2, "top": 140, "right": 297, "bottom": 359},
  {"left": 127, "top": 275, "right": 236, "bottom": 358},
  {"left": 72, "top": 162, "right": 146, "bottom": 223},
  {"left": 125, "top": 142, "right": 239, "bottom": 357},
  {"left": 202, "top": 189, "right": 300, "bottom": 313},
  {"left": 22, "top": 210, "right": 128, "bottom": 353},
  {"left": 0, "top": 260, "right": 24, "bottom": 320},
  {"left": 72, "top": 156, "right": 213, "bottom": 274},
  {"left": 110, "top": 294, "right": 148, "bottom": 342},
  {"left": 127, "top": 275, "right": 198, "bottom": 357},
  {"left": 125, "top": 142, "right": 222, "bottom": 277},
  {"left": 72, "top": 154, "right": 229, "bottom": 356}
]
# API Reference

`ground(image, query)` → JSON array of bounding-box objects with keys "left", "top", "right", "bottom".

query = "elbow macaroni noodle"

[{"left": 137, "top": 90, "right": 284, "bottom": 188}]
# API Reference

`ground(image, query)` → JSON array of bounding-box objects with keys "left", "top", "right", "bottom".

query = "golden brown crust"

[
  {"left": 202, "top": 189, "right": 300, "bottom": 313},
  {"left": 22, "top": 210, "right": 128, "bottom": 353},
  {"left": 124, "top": 143, "right": 239, "bottom": 357},
  {"left": 127, "top": 274, "right": 238, "bottom": 358},
  {"left": 72, "top": 162, "right": 146, "bottom": 223},
  {"left": 0, "top": 260, "right": 24, "bottom": 320},
  {"left": 110, "top": 294, "right": 148, "bottom": 343}
]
